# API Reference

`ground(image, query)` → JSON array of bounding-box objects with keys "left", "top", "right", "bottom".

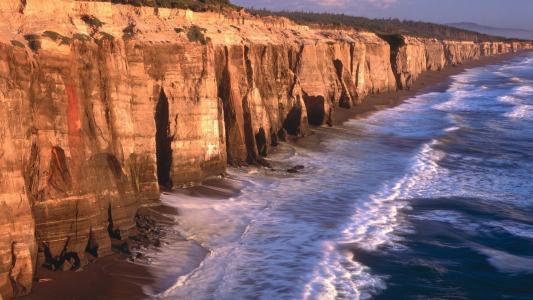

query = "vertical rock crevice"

[
  {"left": 242, "top": 46, "right": 260, "bottom": 164},
  {"left": 218, "top": 46, "right": 245, "bottom": 165},
  {"left": 8, "top": 242, "right": 20, "bottom": 297},
  {"left": 283, "top": 105, "right": 303, "bottom": 136},
  {"left": 24, "top": 142, "right": 41, "bottom": 203},
  {"left": 107, "top": 204, "right": 121, "bottom": 240},
  {"left": 154, "top": 88, "right": 173, "bottom": 189},
  {"left": 379, "top": 34, "right": 406, "bottom": 90},
  {"left": 48, "top": 146, "right": 71, "bottom": 195},
  {"left": 85, "top": 228, "right": 98, "bottom": 258},
  {"left": 333, "top": 59, "right": 353, "bottom": 108}
]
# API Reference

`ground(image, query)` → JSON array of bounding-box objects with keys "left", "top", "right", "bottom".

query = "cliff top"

[
  {"left": 0, "top": 0, "right": 397, "bottom": 46},
  {"left": 251, "top": 10, "right": 520, "bottom": 42},
  {"left": 80, "top": 0, "right": 234, "bottom": 11},
  {"left": 75, "top": 1, "right": 528, "bottom": 42},
  {"left": 0, "top": 0, "right": 528, "bottom": 50}
]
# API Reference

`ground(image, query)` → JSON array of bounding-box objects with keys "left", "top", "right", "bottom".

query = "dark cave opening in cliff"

[
  {"left": 85, "top": 229, "right": 99, "bottom": 258},
  {"left": 303, "top": 93, "right": 326, "bottom": 126},
  {"left": 255, "top": 128, "right": 268, "bottom": 157},
  {"left": 283, "top": 106, "right": 303, "bottom": 135},
  {"left": 155, "top": 88, "right": 173, "bottom": 189}
]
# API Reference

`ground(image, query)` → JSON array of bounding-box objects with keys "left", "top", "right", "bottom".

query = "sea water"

[{"left": 150, "top": 52, "right": 533, "bottom": 300}]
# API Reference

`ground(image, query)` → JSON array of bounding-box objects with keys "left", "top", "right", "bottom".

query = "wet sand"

[
  {"left": 21, "top": 179, "right": 238, "bottom": 300},
  {"left": 23, "top": 51, "right": 530, "bottom": 300},
  {"left": 20, "top": 254, "right": 153, "bottom": 300}
]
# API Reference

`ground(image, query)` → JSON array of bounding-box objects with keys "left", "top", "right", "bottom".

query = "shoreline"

[
  {"left": 334, "top": 51, "right": 527, "bottom": 126},
  {"left": 21, "top": 50, "right": 529, "bottom": 300}
]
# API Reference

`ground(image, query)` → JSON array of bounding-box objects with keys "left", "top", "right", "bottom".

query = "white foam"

[
  {"left": 474, "top": 245, "right": 533, "bottom": 274},
  {"left": 504, "top": 104, "right": 533, "bottom": 120},
  {"left": 432, "top": 92, "right": 471, "bottom": 112},
  {"left": 432, "top": 76, "right": 484, "bottom": 112},
  {"left": 301, "top": 244, "right": 385, "bottom": 300},
  {"left": 498, "top": 55, "right": 533, "bottom": 72},
  {"left": 152, "top": 54, "right": 533, "bottom": 299},
  {"left": 300, "top": 138, "right": 446, "bottom": 299},
  {"left": 299, "top": 96, "right": 450, "bottom": 299},
  {"left": 513, "top": 85, "right": 533, "bottom": 96},
  {"left": 498, "top": 95, "right": 523, "bottom": 105},
  {"left": 510, "top": 76, "right": 529, "bottom": 84},
  {"left": 443, "top": 126, "right": 460, "bottom": 132}
]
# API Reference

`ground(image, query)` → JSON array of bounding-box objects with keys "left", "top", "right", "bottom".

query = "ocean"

[{"left": 148, "top": 52, "right": 533, "bottom": 299}]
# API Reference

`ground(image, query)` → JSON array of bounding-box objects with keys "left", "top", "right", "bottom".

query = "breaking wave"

[{"left": 146, "top": 52, "right": 533, "bottom": 299}]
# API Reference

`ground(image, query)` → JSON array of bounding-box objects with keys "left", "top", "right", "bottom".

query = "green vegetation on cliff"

[
  {"left": 81, "top": 1, "right": 514, "bottom": 41},
  {"left": 251, "top": 10, "right": 509, "bottom": 42},
  {"left": 83, "top": 0, "right": 232, "bottom": 11}
]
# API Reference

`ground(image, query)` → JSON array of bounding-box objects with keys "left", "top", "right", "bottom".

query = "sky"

[{"left": 232, "top": 0, "right": 533, "bottom": 30}]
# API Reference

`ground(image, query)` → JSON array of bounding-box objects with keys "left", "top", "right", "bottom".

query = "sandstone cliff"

[{"left": 0, "top": 0, "right": 531, "bottom": 298}]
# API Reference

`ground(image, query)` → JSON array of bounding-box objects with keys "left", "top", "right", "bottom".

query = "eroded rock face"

[
  {"left": 1, "top": 17, "right": 226, "bottom": 299},
  {"left": 0, "top": 0, "right": 531, "bottom": 298},
  {"left": 0, "top": 45, "right": 37, "bottom": 299},
  {"left": 386, "top": 38, "right": 530, "bottom": 90},
  {"left": 443, "top": 41, "right": 482, "bottom": 65}
]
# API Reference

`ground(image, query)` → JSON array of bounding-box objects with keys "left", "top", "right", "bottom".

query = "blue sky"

[{"left": 233, "top": 0, "right": 533, "bottom": 30}]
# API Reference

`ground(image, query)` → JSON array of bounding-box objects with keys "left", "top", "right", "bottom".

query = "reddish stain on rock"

[
  {"left": 65, "top": 84, "right": 85, "bottom": 178},
  {"left": 66, "top": 84, "right": 81, "bottom": 134}
]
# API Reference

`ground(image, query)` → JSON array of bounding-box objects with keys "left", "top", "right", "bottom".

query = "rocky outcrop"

[
  {"left": 213, "top": 32, "right": 398, "bottom": 163},
  {"left": 0, "top": 45, "right": 37, "bottom": 299},
  {"left": 0, "top": 1, "right": 531, "bottom": 298}
]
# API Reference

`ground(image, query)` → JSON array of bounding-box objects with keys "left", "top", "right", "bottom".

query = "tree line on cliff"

[
  {"left": 82, "top": 1, "right": 516, "bottom": 41},
  {"left": 250, "top": 10, "right": 514, "bottom": 42},
  {"left": 83, "top": 0, "right": 232, "bottom": 11}
]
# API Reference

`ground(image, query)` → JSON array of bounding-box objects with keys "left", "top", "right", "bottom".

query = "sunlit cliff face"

[{"left": 0, "top": 0, "right": 531, "bottom": 299}]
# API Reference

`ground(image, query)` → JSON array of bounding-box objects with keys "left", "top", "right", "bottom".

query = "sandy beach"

[{"left": 21, "top": 50, "right": 530, "bottom": 300}]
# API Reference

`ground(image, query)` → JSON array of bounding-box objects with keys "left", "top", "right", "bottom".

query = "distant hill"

[{"left": 447, "top": 22, "right": 533, "bottom": 40}]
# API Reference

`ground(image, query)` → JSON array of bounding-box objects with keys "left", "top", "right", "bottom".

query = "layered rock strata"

[{"left": 0, "top": 0, "right": 531, "bottom": 298}]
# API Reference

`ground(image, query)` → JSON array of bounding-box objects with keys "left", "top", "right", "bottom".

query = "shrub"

[
  {"left": 123, "top": 23, "right": 136, "bottom": 40},
  {"left": 98, "top": 32, "right": 115, "bottom": 45},
  {"left": 42, "top": 31, "right": 71, "bottom": 45},
  {"left": 115, "top": 0, "right": 230, "bottom": 11},
  {"left": 378, "top": 34, "right": 406, "bottom": 50},
  {"left": 99, "top": 31, "right": 115, "bottom": 41},
  {"left": 81, "top": 14, "right": 104, "bottom": 29},
  {"left": 73, "top": 33, "right": 91, "bottom": 42},
  {"left": 23, "top": 34, "right": 41, "bottom": 51},
  {"left": 75, "top": 0, "right": 234, "bottom": 12},
  {"left": 187, "top": 25, "right": 208, "bottom": 44},
  {"left": 11, "top": 40, "right": 25, "bottom": 48}
]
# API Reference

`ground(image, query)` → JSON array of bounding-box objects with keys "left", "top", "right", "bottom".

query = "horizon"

[{"left": 233, "top": 0, "right": 533, "bottom": 31}]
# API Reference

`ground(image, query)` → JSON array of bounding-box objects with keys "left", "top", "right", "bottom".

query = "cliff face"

[
  {"left": 388, "top": 37, "right": 526, "bottom": 90},
  {"left": 0, "top": 0, "right": 531, "bottom": 298}
]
